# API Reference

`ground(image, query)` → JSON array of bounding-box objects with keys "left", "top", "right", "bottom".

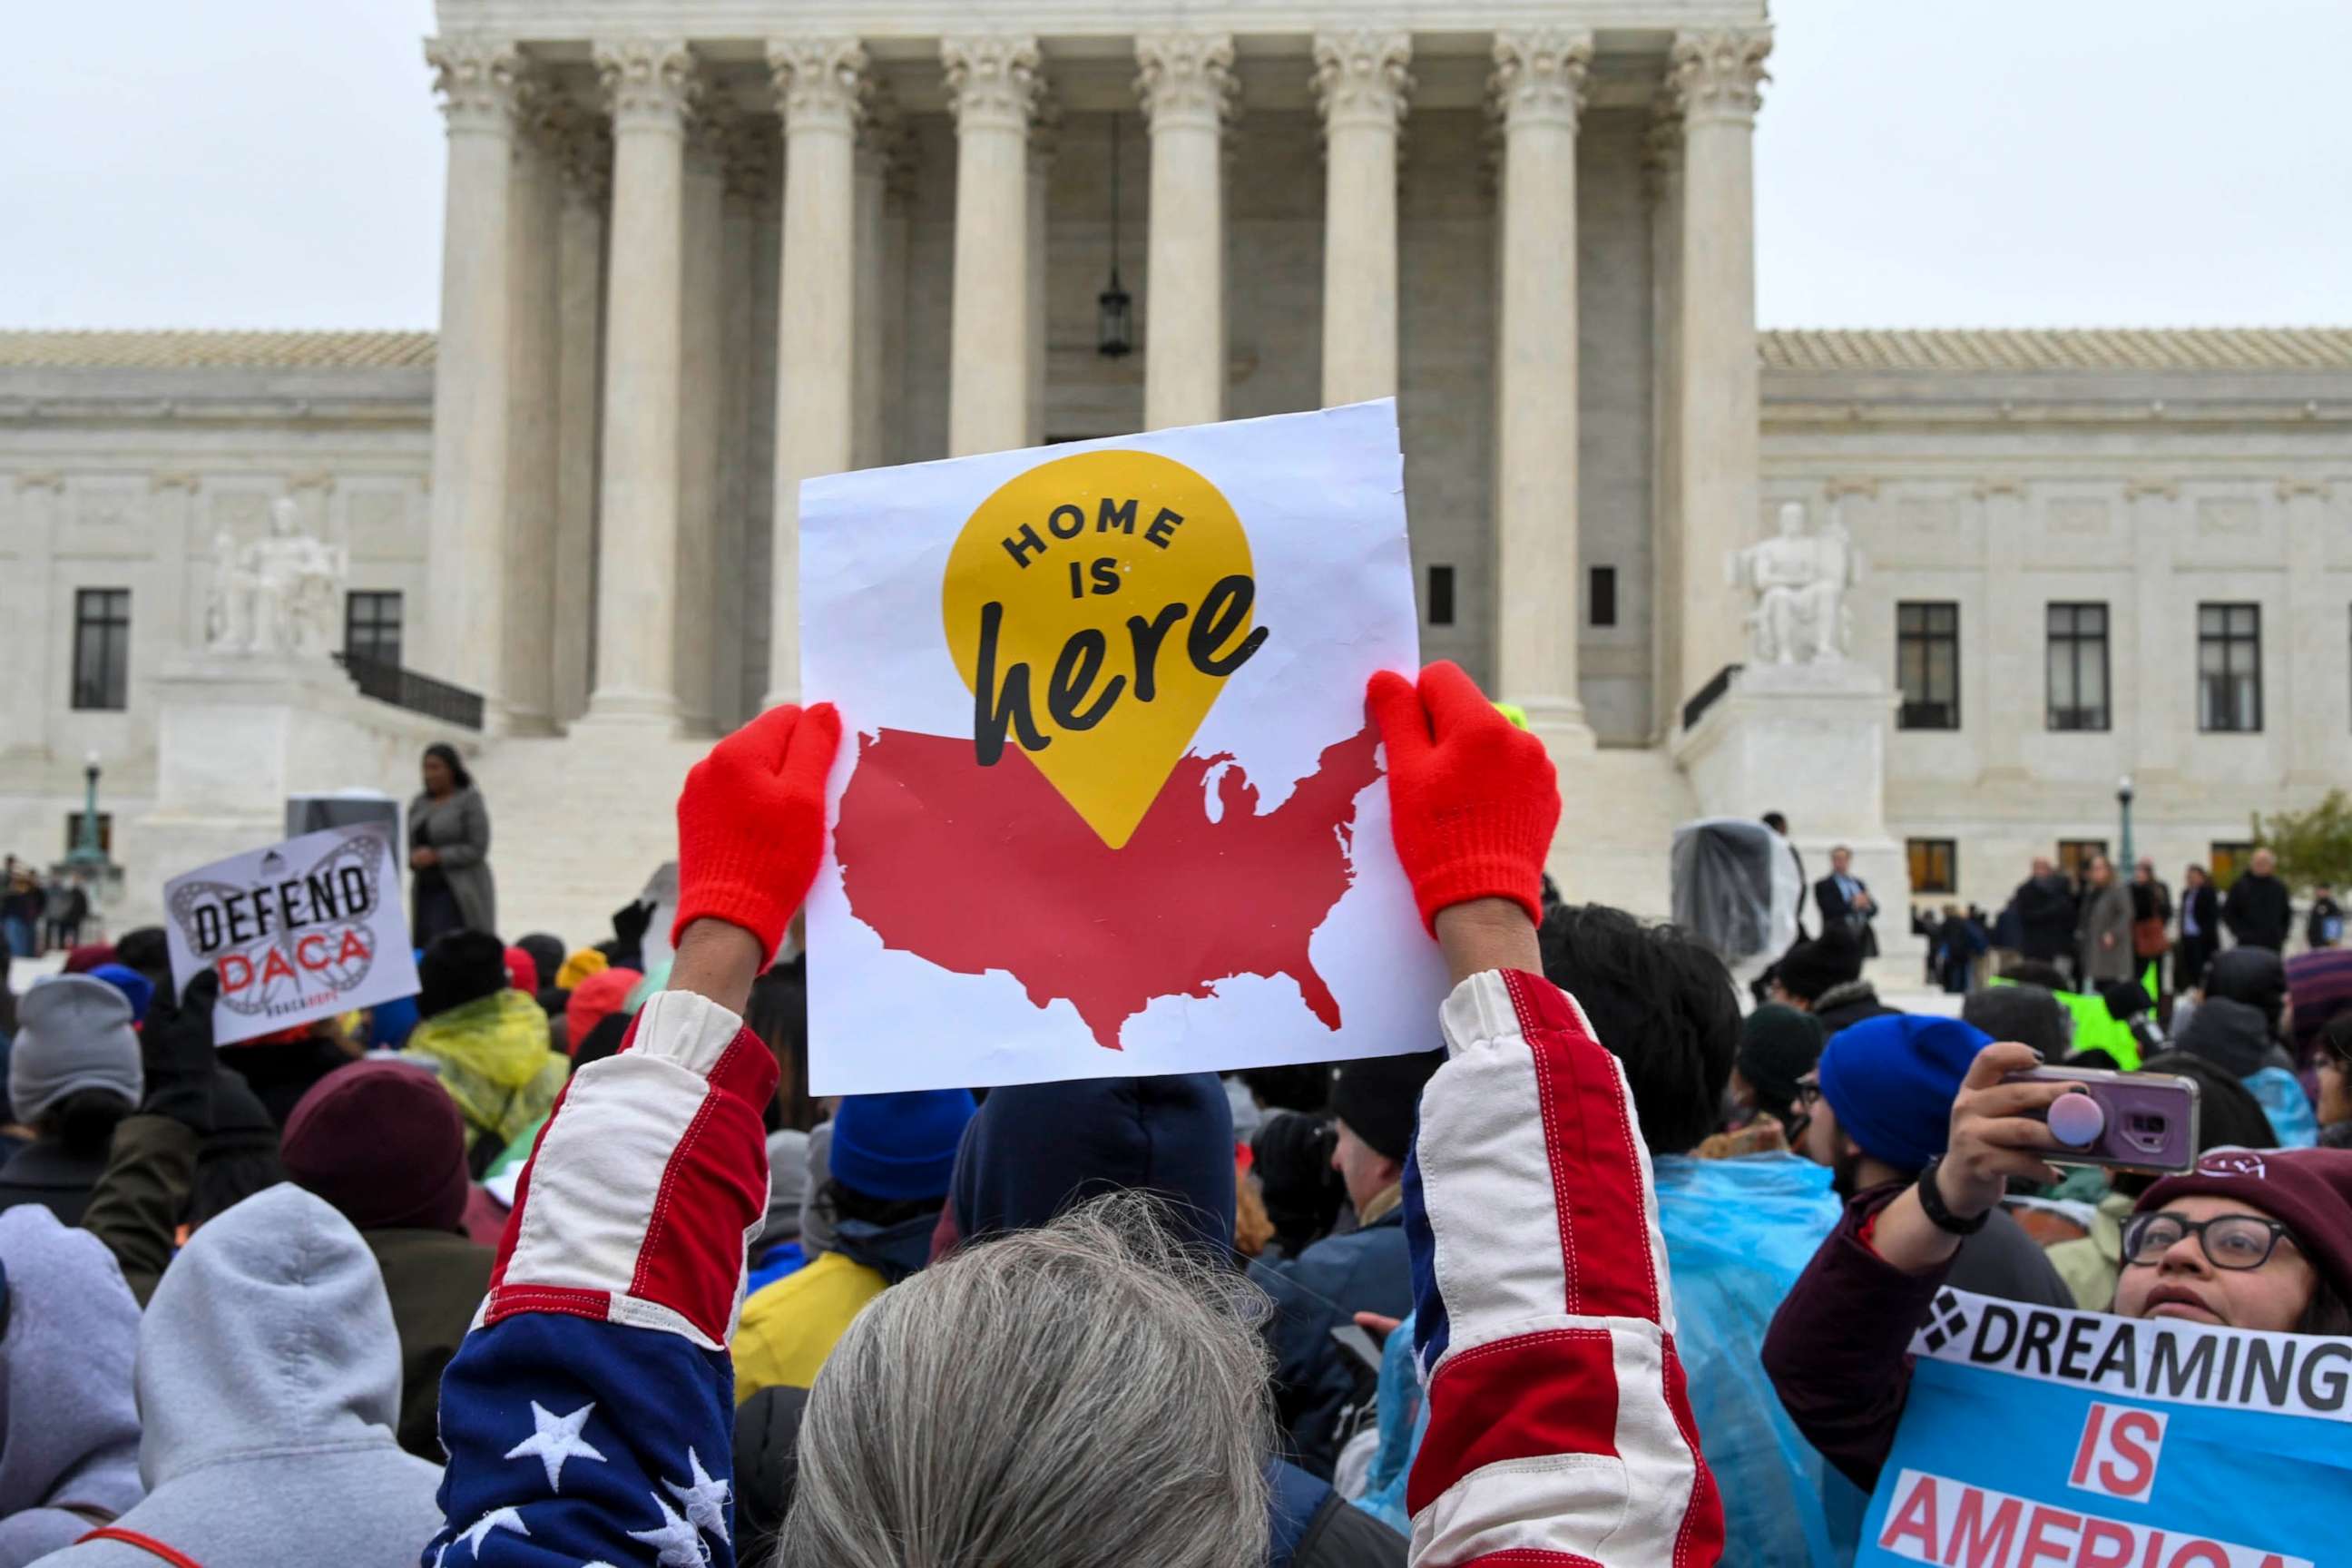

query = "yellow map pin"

[{"left": 944, "top": 449, "right": 1265, "bottom": 850}]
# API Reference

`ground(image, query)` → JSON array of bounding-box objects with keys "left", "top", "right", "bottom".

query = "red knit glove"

[
  {"left": 1367, "top": 662, "right": 1560, "bottom": 933},
  {"left": 671, "top": 702, "right": 842, "bottom": 960}
]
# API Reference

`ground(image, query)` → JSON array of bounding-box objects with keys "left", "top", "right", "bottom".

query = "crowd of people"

[
  {"left": 0, "top": 664, "right": 2346, "bottom": 1566},
  {"left": 1, "top": 864, "right": 93, "bottom": 963}
]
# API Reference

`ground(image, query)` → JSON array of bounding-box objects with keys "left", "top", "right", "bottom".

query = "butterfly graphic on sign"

[{"left": 167, "top": 828, "right": 387, "bottom": 1019}]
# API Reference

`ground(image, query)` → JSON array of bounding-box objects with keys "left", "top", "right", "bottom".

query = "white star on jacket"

[
  {"left": 662, "top": 1447, "right": 731, "bottom": 1540},
  {"left": 503, "top": 1399, "right": 608, "bottom": 1492},
  {"left": 452, "top": 1506, "right": 530, "bottom": 1558},
  {"left": 627, "top": 1492, "right": 710, "bottom": 1567}
]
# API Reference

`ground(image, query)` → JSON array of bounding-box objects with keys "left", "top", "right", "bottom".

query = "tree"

[{"left": 2253, "top": 789, "right": 2352, "bottom": 893}]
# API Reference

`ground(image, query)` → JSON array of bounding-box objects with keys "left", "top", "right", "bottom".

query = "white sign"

[
  {"left": 799, "top": 399, "right": 1447, "bottom": 1093},
  {"left": 162, "top": 825, "right": 420, "bottom": 1046}
]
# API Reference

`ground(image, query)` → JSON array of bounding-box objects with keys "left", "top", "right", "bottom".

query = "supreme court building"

[{"left": 4, "top": 0, "right": 2349, "bottom": 944}]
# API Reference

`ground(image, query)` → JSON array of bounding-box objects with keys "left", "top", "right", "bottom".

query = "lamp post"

[
  {"left": 2117, "top": 774, "right": 2135, "bottom": 877},
  {"left": 67, "top": 750, "right": 105, "bottom": 876},
  {"left": 1096, "top": 112, "right": 1133, "bottom": 359}
]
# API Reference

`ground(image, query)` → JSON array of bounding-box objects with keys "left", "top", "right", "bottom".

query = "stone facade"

[{"left": 2, "top": 3, "right": 2347, "bottom": 945}]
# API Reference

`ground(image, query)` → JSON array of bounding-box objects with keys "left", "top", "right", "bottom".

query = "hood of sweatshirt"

[
  {"left": 0, "top": 1206, "right": 142, "bottom": 1527},
  {"left": 2174, "top": 996, "right": 2273, "bottom": 1082},
  {"left": 135, "top": 1183, "right": 406, "bottom": 1490},
  {"left": 950, "top": 1072, "right": 1235, "bottom": 1258}
]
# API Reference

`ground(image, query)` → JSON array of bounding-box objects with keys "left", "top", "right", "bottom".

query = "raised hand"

[{"left": 670, "top": 702, "right": 843, "bottom": 964}]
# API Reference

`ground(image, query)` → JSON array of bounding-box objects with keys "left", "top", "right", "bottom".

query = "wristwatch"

[{"left": 1915, "top": 1156, "right": 1990, "bottom": 1236}]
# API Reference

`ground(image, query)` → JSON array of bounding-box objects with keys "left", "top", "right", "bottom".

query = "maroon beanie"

[
  {"left": 2136, "top": 1147, "right": 2352, "bottom": 1303},
  {"left": 281, "top": 1060, "right": 471, "bottom": 1233}
]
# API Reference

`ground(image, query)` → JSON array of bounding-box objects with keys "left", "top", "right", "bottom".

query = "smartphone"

[{"left": 2002, "top": 1066, "right": 2200, "bottom": 1174}]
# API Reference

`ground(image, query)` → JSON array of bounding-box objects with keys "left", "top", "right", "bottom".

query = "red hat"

[
  {"left": 565, "top": 966, "right": 642, "bottom": 1058},
  {"left": 281, "top": 1060, "right": 471, "bottom": 1233},
  {"left": 503, "top": 946, "right": 540, "bottom": 995},
  {"left": 2136, "top": 1147, "right": 2352, "bottom": 1304}
]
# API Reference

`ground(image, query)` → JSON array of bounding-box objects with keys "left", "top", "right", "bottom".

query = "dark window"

[
  {"left": 2211, "top": 841, "right": 2258, "bottom": 891},
  {"left": 1907, "top": 838, "right": 1957, "bottom": 895},
  {"left": 71, "top": 589, "right": 131, "bottom": 711},
  {"left": 63, "top": 812, "right": 113, "bottom": 858},
  {"left": 2058, "top": 839, "right": 2109, "bottom": 887},
  {"left": 1589, "top": 565, "right": 1617, "bottom": 628},
  {"left": 1426, "top": 564, "right": 1455, "bottom": 628},
  {"left": 2046, "top": 603, "right": 2111, "bottom": 731},
  {"left": 346, "top": 591, "right": 405, "bottom": 667},
  {"left": 2198, "top": 603, "right": 2262, "bottom": 732},
  {"left": 1896, "top": 602, "right": 1960, "bottom": 730}
]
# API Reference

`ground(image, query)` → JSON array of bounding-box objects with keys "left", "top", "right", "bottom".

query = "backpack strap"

[{"left": 75, "top": 1527, "right": 205, "bottom": 1568}]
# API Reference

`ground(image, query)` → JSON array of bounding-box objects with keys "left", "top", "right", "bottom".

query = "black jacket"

[
  {"left": 2012, "top": 873, "right": 2078, "bottom": 963},
  {"left": 1815, "top": 874, "right": 1879, "bottom": 957},
  {"left": 1250, "top": 1207, "right": 1414, "bottom": 1478},
  {"left": 2223, "top": 871, "right": 2292, "bottom": 952},
  {"left": 0, "top": 1139, "right": 110, "bottom": 1226}
]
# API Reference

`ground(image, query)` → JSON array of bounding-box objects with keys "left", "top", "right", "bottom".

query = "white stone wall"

[
  {"left": 1763, "top": 369, "right": 2352, "bottom": 922},
  {"left": 0, "top": 364, "right": 431, "bottom": 878}
]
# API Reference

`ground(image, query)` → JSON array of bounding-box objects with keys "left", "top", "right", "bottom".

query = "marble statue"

[
  {"left": 204, "top": 499, "right": 348, "bottom": 658},
  {"left": 1729, "top": 500, "right": 1861, "bottom": 664}
]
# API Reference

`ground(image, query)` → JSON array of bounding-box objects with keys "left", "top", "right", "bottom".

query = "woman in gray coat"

[
  {"left": 409, "top": 743, "right": 495, "bottom": 944},
  {"left": 2076, "top": 852, "right": 2135, "bottom": 983}
]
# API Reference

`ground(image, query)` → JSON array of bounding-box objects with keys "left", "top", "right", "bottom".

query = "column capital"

[
  {"left": 1027, "top": 93, "right": 1064, "bottom": 171},
  {"left": 426, "top": 35, "right": 535, "bottom": 133},
  {"left": 768, "top": 35, "right": 871, "bottom": 135},
  {"left": 1668, "top": 28, "right": 1772, "bottom": 125},
  {"left": 942, "top": 34, "right": 1044, "bottom": 133},
  {"left": 1134, "top": 31, "right": 1237, "bottom": 134},
  {"left": 722, "top": 113, "right": 779, "bottom": 203},
  {"left": 1489, "top": 29, "right": 1592, "bottom": 135},
  {"left": 1640, "top": 94, "right": 1681, "bottom": 198},
  {"left": 593, "top": 37, "right": 701, "bottom": 132},
  {"left": 555, "top": 113, "right": 614, "bottom": 206},
  {"left": 1312, "top": 30, "right": 1413, "bottom": 134},
  {"left": 683, "top": 98, "right": 736, "bottom": 179}
]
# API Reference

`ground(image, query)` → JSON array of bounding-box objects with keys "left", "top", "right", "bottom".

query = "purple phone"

[{"left": 2003, "top": 1067, "right": 2200, "bottom": 1173}]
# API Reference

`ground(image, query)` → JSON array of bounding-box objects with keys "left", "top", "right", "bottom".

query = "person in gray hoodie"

[
  {"left": 36, "top": 1183, "right": 443, "bottom": 1568},
  {"left": 0, "top": 1207, "right": 142, "bottom": 1563}
]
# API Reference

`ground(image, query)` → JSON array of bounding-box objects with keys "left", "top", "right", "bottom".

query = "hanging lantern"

[{"left": 1097, "top": 112, "right": 1133, "bottom": 358}]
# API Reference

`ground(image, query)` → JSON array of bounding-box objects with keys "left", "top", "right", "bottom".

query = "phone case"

[{"left": 2003, "top": 1066, "right": 2201, "bottom": 1173}]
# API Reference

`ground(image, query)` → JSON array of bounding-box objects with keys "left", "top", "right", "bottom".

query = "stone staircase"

[
  {"left": 466, "top": 726, "right": 712, "bottom": 947},
  {"left": 1546, "top": 742, "right": 1698, "bottom": 921}
]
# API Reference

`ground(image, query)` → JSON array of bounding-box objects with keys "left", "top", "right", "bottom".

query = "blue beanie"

[
  {"left": 828, "top": 1090, "right": 978, "bottom": 1202},
  {"left": 88, "top": 964, "right": 155, "bottom": 1025},
  {"left": 1816, "top": 1014, "right": 1994, "bottom": 1175}
]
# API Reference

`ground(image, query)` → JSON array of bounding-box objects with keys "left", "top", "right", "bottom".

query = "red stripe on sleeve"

[
  {"left": 1505, "top": 970, "right": 1661, "bottom": 1325},
  {"left": 627, "top": 1027, "right": 778, "bottom": 1343},
  {"left": 1406, "top": 1327, "right": 1621, "bottom": 1518},
  {"left": 1661, "top": 1336, "right": 1726, "bottom": 1568}
]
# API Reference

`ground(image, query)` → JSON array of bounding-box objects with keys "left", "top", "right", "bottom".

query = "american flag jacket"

[{"left": 421, "top": 968, "right": 1720, "bottom": 1568}]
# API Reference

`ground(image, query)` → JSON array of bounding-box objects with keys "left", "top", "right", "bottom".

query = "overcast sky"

[{"left": 4, "top": 0, "right": 2345, "bottom": 331}]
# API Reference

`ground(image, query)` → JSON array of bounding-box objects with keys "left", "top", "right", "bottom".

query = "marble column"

[
  {"left": 852, "top": 93, "right": 897, "bottom": 471},
  {"left": 1669, "top": 27, "right": 1771, "bottom": 716},
  {"left": 550, "top": 118, "right": 610, "bottom": 727},
  {"left": 766, "top": 36, "right": 869, "bottom": 708},
  {"left": 1024, "top": 100, "right": 1060, "bottom": 446},
  {"left": 583, "top": 38, "right": 699, "bottom": 728},
  {"left": 502, "top": 107, "right": 564, "bottom": 733},
  {"left": 1311, "top": 31, "right": 1411, "bottom": 407},
  {"left": 422, "top": 37, "right": 531, "bottom": 704},
  {"left": 713, "top": 122, "right": 774, "bottom": 734},
  {"left": 672, "top": 103, "right": 729, "bottom": 735},
  {"left": 1135, "top": 32, "right": 1235, "bottom": 431},
  {"left": 1489, "top": 28, "right": 1592, "bottom": 741},
  {"left": 2282, "top": 479, "right": 2337, "bottom": 785},
  {"left": 1643, "top": 103, "right": 1684, "bottom": 740},
  {"left": 944, "top": 35, "right": 1044, "bottom": 456}
]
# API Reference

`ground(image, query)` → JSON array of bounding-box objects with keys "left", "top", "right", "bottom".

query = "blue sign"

[{"left": 1858, "top": 1289, "right": 2351, "bottom": 1568}]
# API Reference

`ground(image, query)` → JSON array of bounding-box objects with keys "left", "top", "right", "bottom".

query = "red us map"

[{"left": 833, "top": 722, "right": 1385, "bottom": 1051}]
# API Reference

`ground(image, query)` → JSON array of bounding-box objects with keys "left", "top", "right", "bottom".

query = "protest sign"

[
  {"left": 799, "top": 398, "right": 1446, "bottom": 1093},
  {"left": 1859, "top": 1287, "right": 2347, "bottom": 1568},
  {"left": 163, "top": 824, "right": 419, "bottom": 1045}
]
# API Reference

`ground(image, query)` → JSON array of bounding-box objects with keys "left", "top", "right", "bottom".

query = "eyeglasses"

[
  {"left": 2122, "top": 1211, "right": 2299, "bottom": 1272},
  {"left": 1795, "top": 1078, "right": 1824, "bottom": 1108}
]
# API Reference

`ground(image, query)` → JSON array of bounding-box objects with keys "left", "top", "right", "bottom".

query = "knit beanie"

[
  {"left": 87, "top": 963, "right": 155, "bottom": 1026},
  {"left": 2288, "top": 949, "right": 2352, "bottom": 1060},
  {"left": 10, "top": 975, "right": 142, "bottom": 1124},
  {"left": 1737, "top": 1004, "right": 1828, "bottom": 1122},
  {"left": 2137, "top": 1147, "right": 2352, "bottom": 1305},
  {"left": 1331, "top": 1048, "right": 1449, "bottom": 1162},
  {"left": 1777, "top": 926, "right": 1865, "bottom": 1004},
  {"left": 566, "top": 967, "right": 642, "bottom": 1057},
  {"left": 2204, "top": 947, "right": 2288, "bottom": 1035},
  {"left": 368, "top": 992, "right": 422, "bottom": 1050},
  {"left": 554, "top": 947, "right": 609, "bottom": 990},
  {"left": 1815, "top": 1013, "right": 1994, "bottom": 1175},
  {"left": 1963, "top": 984, "right": 2072, "bottom": 1061},
  {"left": 282, "top": 1060, "right": 471, "bottom": 1232},
  {"left": 503, "top": 946, "right": 540, "bottom": 995},
  {"left": 61, "top": 944, "right": 115, "bottom": 975},
  {"left": 515, "top": 934, "right": 567, "bottom": 996},
  {"left": 2173, "top": 996, "right": 2273, "bottom": 1081},
  {"left": 417, "top": 930, "right": 510, "bottom": 1020},
  {"left": 828, "top": 1090, "right": 977, "bottom": 1202}
]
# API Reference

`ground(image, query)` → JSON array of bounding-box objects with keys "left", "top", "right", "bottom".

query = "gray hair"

[{"left": 774, "top": 1192, "right": 1275, "bottom": 1568}]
